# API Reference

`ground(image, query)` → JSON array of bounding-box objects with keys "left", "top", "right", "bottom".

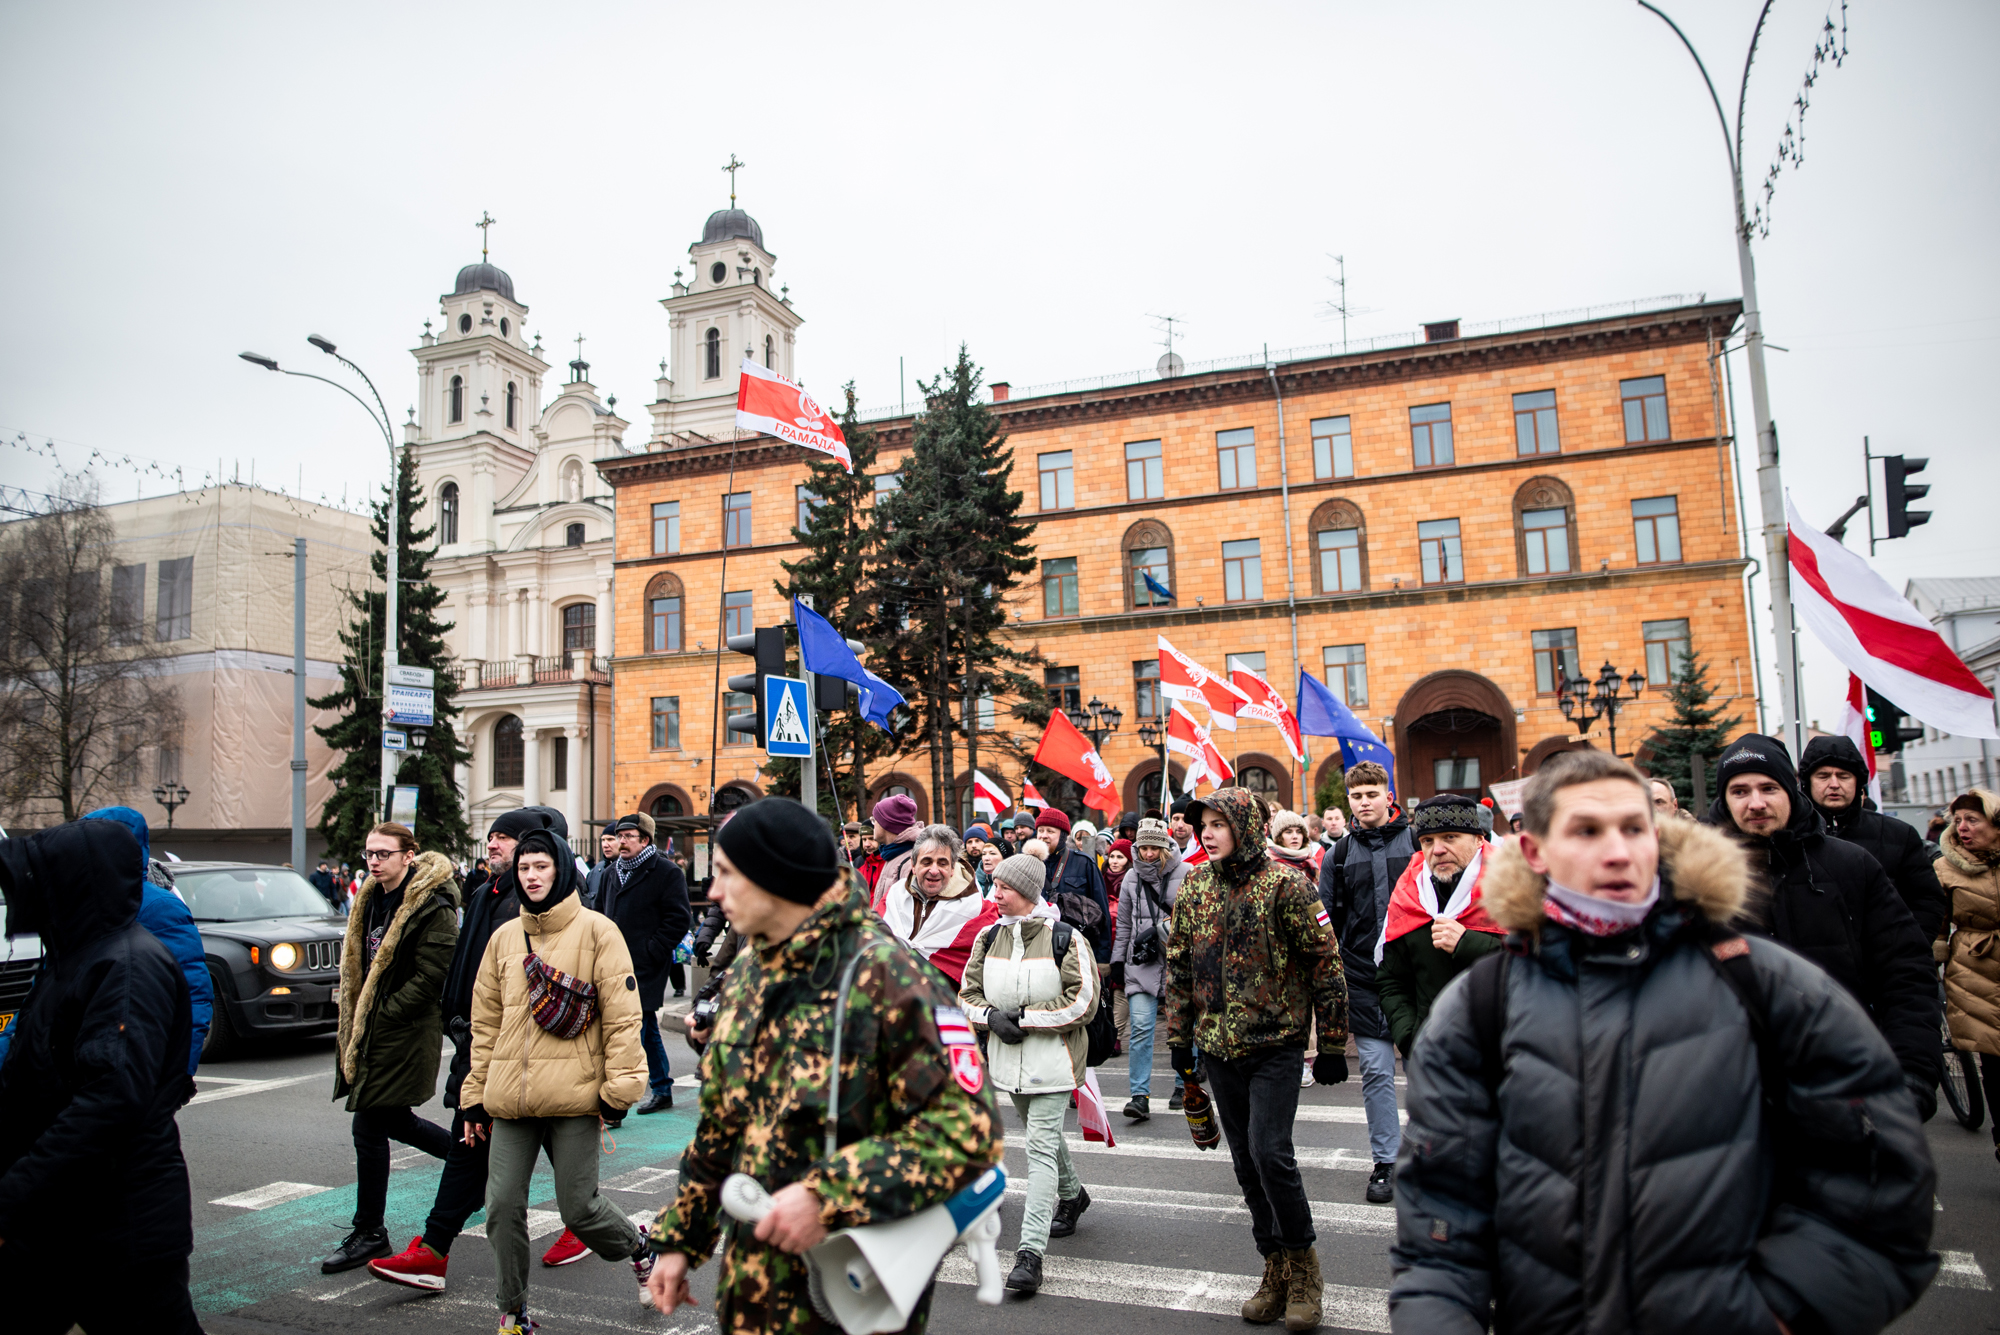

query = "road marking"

[
  {"left": 187, "top": 1073, "right": 323, "bottom": 1106},
  {"left": 1031, "top": 1134, "right": 1374, "bottom": 1171},
  {"left": 605, "top": 1166, "right": 680, "bottom": 1192},
  {"left": 192, "top": 1074, "right": 262, "bottom": 1085},
  {"left": 1117, "top": 1105, "right": 1405, "bottom": 1126},
  {"left": 311, "top": 1278, "right": 377, "bottom": 1302},
  {"left": 1003, "top": 1181, "right": 1396, "bottom": 1234},
  {"left": 463, "top": 1208, "right": 565, "bottom": 1241},
  {"left": 210, "top": 1181, "right": 333, "bottom": 1210},
  {"left": 1938, "top": 1249, "right": 1991, "bottom": 1290},
  {"left": 936, "top": 1251, "right": 1389, "bottom": 1331}
]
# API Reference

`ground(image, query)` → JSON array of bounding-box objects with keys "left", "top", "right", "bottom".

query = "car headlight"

[{"left": 270, "top": 942, "right": 299, "bottom": 971}]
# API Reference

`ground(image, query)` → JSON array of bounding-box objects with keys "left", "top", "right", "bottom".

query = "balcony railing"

[{"left": 448, "top": 655, "right": 612, "bottom": 690}]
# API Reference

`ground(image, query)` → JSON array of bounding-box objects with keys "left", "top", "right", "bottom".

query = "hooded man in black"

[
  {"left": 1800, "top": 733, "right": 1950, "bottom": 942},
  {"left": 0, "top": 820, "right": 199, "bottom": 1332},
  {"left": 1706, "top": 733, "right": 1942, "bottom": 1119}
]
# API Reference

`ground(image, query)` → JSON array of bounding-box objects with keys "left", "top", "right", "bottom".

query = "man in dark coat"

[
  {"left": 603, "top": 813, "right": 693, "bottom": 1115},
  {"left": 1033, "top": 806, "right": 1113, "bottom": 963},
  {"left": 1317, "top": 760, "right": 1415, "bottom": 1203},
  {"left": 1706, "top": 734, "right": 1942, "bottom": 1119},
  {"left": 1801, "top": 733, "right": 1951, "bottom": 942},
  {"left": 0, "top": 820, "right": 200, "bottom": 1332}
]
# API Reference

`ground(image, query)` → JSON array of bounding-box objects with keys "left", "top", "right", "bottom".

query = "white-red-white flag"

[
  {"left": 1231, "top": 668, "right": 1305, "bottom": 763},
  {"left": 735, "top": 361, "right": 853, "bottom": 471},
  {"left": 1075, "top": 1068, "right": 1116, "bottom": 1147},
  {"left": 1158, "top": 635, "right": 1251, "bottom": 732},
  {"left": 1021, "top": 781, "right": 1048, "bottom": 810},
  {"left": 969, "top": 770, "right": 1009, "bottom": 815},
  {"left": 1787, "top": 494, "right": 1997, "bottom": 738},
  {"left": 1838, "top": 673, "right": 1883, "bottom": 806}
]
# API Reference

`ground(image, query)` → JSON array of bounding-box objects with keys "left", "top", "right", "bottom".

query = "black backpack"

[{"left": 980, "top": 920, "right": 1116, "bottom": 1067}]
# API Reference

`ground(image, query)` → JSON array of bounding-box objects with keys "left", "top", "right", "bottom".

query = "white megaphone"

[{"left": 719, "top": 1165, "right": 1007, "bottom": 1332}]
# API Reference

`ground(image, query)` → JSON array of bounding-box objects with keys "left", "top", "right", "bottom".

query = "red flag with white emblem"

[
  {"left": 736, "top": 360, "right": 852, "bottom": 471},
  {"left": 1034, "top": 711, "right": 1122, "bottom": 814},
  {"left": 1231, "top": 667, "right": 1305, "bottom": 763},
  {"left": 1158, "top": 635, "right": 1251, "bottom": 732}
]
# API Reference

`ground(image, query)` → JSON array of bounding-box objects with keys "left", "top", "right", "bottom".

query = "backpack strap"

[
  {"left": 1052, "top": 921, "right": 1073, "bottom": 961},
  {"left": 1462, "top": 949, "right": 1510, "bottom": 1095},
  {"left": 1701, "top": 928, "right": 1786, "bottom": 1120}
]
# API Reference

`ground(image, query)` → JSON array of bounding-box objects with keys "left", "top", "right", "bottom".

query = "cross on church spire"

[
  {"left": 573, "top": 332, "right": 586, "bottom": 361},
  {"left": 722, "top": 154, "right": 746, "bottom": 208},
  {"left": 477, "top": 210, "right": 497, "bottom": 261}
]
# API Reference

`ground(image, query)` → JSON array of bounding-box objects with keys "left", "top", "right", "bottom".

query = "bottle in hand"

[{"left": 1181, "top": 1082, "right": 1220, "bottom": 1150}]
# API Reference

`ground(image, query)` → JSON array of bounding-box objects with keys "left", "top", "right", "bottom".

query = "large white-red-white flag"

[
  {"left": 1158, "top": 635, "right": 1251, "bottom": 731},
  {"left": 735, "top": 360, "right": 853, "bottom": 471},
  {"left": 1231, "top": 667, "right": 1305, "bottom": 763},
  {"left": 969, "top": 770, "right": 1009, "bottom": 815},
  {"left": 1786, "top": 494, "right": 1997, "bottom": 738},
  {"left": 1838, "top": 673, "right": 1883, "bottom": 805}
]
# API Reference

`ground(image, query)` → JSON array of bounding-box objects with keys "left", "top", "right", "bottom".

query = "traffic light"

[
  {"left": 815, "top": 635, "right": 867, "bottom": 711},
  {"left": 726, "top": 626, "right": 787, "bottom": 743},
  {"left": 1865, "top": 687, "right": 1921, "bottom": 754},
  {"left": 1883, "top": 455, "right": 1931, "bottom": 539}
]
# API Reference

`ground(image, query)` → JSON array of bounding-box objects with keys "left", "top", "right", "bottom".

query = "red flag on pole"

[
  {"left": 735, "top": 361, "right": 853, "bottom": 471},
  {"left": 1158, "top": 635, "right": 1251, "bottom": 731},
  {"left": 1231, "top": 667, "right": 1305, "bottom": 763},
  {"left": 1034, "top": 710, "right": 1122, "bottom": 814},
  {"left": 1167, "top": 704, "right": 1233, "bottom": 791}
]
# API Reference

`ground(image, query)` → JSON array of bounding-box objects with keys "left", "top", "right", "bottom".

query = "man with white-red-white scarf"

[{"left": 880, "top": 823, "right": 999, "bottom": 987}]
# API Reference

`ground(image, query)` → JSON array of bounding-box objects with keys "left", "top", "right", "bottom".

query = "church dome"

[
  {"left": 700, "top": 209, "right": 764, "bottom": 249},
  {"left": 452, "top": 262, "right": 516, "bottom": 302}
]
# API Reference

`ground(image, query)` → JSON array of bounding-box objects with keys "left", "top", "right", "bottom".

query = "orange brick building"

[{"left": 599, "top": 282, "right": 1753, "bottom": 827}]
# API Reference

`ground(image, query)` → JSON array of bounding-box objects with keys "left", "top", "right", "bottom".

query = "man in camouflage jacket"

[
  {"left": 1163, "top": 786, "right": 1349, "bottom": 1330},
  {"left": 646, "top": 799, "right": 1002, "bottom": 1334}
]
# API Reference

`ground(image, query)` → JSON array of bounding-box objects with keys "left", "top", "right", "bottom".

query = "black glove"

[
  {"left": 987, "top": 1009, "right": 1028, "bottom": 1045},
  {"left": 1313, "top": 1051, "right": 1350, "bottom": 1085},
  {"left": 1108, "top": 962, "right": 1125, "bottom": 991},
  {"left": 461, "top": 1103, "right": 493, "bottom": 1133},
  {"left": 1170, "top": 1046, "right": 1199, "bottom": 1082},
  {"left": 1907, "top": 1074, "right": 1938, "bottom": 1123},
  {"left": 598, "top": 1098, "right": 627, "bottom": 1128}
]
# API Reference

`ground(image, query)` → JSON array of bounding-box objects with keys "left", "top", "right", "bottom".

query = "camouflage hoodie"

[{"left": 1162, "top": 787, "right": 1349, "bottom": 1060}]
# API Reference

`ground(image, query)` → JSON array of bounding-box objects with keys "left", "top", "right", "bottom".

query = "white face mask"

[{"left": 1541, "top": 876, "right": 1662, "bottom": 936}]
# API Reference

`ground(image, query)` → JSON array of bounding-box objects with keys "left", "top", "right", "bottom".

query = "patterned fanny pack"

[{"left": 523, "top": 928, "right": 598, "bottom": 1039}]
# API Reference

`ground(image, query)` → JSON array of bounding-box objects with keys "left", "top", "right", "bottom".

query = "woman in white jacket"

[{"left": 958, "top": 852, "right": 1098, "bottom": 1298}]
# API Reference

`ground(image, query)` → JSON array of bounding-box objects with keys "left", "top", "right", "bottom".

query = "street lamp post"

[
  {"left": 1068, "top": 696, "right": 1124, "bottom": 752},
  {"left": 240, "top": 339, "right": 401, "bottom": 817},
  {"left": 152, "top": 782, "right": 191, "bottom": 831},
  {"left": 1136, "top": 715, "right": 1169, "bottom": 809},
  {"left": 1559, "top": 661, "right": 1649, "bottom": 758}
]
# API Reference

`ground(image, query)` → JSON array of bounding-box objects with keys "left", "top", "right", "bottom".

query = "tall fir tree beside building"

[
  {"left": 311, "top": 452, "right": 472, "bottom": 858},
  {"left": 1643, "top": 648, "right": 1742, "bottom": 805},
  {"left": 866, "top": 347, "right": 1041, "bottom": 823}
]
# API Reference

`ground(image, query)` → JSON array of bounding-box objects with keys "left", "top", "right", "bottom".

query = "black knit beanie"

[
  {"left": 1714, "top": 733, "right": 1799, "bottom": 796},
  {"left": 488, "top": 807, "right": 550, "bottom": 840},
  {"left": 715, "top": 799, "right": 840, "bottom": 904}
]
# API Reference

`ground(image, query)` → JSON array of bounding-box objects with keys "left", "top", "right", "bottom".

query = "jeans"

[
  {"left": 1010, "top": 1091, "right": 1082, "bottom": 1255},
  {"left": 1355, "top": 1036, "right": 1403, "bottom": 1164},
  {"left": 487, "top": 1115, "right": 641, "bottom": 1314},
  {"left": 422, "top": 1110, "right": 491, "bottom": 1255},
  {"left": 639, "top": 1007, "right": 673, "bottom": 1099},
  {"left": 1122, "top": 991, "right": 1190, "bottom": 1100},
  {"left": 1207, "top": 1046, "right": 1315, "bottom": 1255},
  {"left": 351, "top": 1104, "right": 455, "bottom": 1231}
]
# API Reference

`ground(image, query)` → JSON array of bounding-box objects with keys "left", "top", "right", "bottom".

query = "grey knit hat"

[
  {"left": 1133, "top": 817, "right": 1175, "bottom": 851},
  {"left": 993, "top": 852, "right": 1047, "bottom": 901}
]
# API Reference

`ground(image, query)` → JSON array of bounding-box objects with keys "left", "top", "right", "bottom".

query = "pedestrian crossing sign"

[{"left": 764, "top": 674, "right": 813, "bottom": 757}]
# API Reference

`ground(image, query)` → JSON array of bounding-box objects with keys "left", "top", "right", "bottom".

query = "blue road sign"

[{"left": 764, "top": 674, "right": 813, "bottom": 757}]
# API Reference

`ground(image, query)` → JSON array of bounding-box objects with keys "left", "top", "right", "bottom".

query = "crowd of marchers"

[{"left": 3, "top": 728, "right": 1998, "bottom": 1335}]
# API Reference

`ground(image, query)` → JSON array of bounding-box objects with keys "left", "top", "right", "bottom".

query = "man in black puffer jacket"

[
  {"left": 1706, "top": 733, "right": 1942, "bottom": 1119},
  {"left": 1800, "top": 733, "right": 1950, "bottom": 943},
  {"left": 0, "top": 820, "right": 199, "bottom": 1332},
  {"left": 603, "top": 814, "right": 693, "bottom": 1115},
  {"left": 1392, "top": 749, "right": 1937, "bottom": 1335}
]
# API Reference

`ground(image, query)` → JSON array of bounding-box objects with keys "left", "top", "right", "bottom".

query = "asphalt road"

[{"left": 182, "top": 1029, "right": 1998, "bottom": 1335}]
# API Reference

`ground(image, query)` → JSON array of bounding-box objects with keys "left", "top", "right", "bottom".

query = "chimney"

[
  {"left": 1423, "top": 319, "right": 1460, "bottom": 343},
  {"left": 991, "top": 382, "right": 1011, "bottom": 403}
]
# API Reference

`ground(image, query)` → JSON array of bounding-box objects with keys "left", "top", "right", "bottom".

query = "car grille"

[
  {"left": 303, "top": 939, "right": 340, "bottom": 973},
  {"left": 0, "top": 957, "right": 40, "bottom": 1012}
]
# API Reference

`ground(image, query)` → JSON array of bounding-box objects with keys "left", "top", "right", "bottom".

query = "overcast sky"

[{"left": 2, "top": 0, "right": 1994, "bottom": 731}]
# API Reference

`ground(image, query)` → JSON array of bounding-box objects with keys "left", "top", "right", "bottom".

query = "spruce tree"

[
  {"left": 310, "top": 451, "right": 472, "bottom": 860},
  {"left": 1642, "top": 648, "right": 1741, "bottom": 806},
  {"left": 866, "top": 347, "right": 1041, "bottom": 825}
]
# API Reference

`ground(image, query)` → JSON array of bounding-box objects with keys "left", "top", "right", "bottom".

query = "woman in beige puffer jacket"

[
  {"left": 1939, "top": 787, "right": 2000, "bottom": 1156},
  {"left": 459, "top": 829, "right": 651, "bottom": 1325}
]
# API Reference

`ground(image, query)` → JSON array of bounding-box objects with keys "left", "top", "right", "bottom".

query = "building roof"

[
  {"left": 700, "top": 208, "right": 764, "bottom": 249},
  {"left": 1905, "top": 577, "right": 2000, "bottom": 616},
  {"left": 452, "top": 262, "right": 516, "bottom": 302}
]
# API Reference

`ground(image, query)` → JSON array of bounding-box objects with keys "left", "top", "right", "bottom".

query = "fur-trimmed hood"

[
  {"left": 1940, "top": 787, "right": 2000, "bottom": 876},
  {"left": 336, "top": 850, "right": 457, "bottom": 1083},
  {"left": 1479, "top": 819, "right": 1752, "bottom": 936}
]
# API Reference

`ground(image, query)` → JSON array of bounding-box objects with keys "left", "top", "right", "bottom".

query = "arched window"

[
  {"left": 449, "top": 375, "right": 464, "bottom": 424},
  {"left": 1308, "top": 498, "right": 1368, "bottom": 595},
  {"left": 492, "top": 715, "right": 524, "bottom": 787},
  {"left": 438, "top": 482, "right": 459, "bottom": 545},
  {"left": 1239, "top": 766, "right": 1281, "bottom": 800},
  {"left": 1121, "top": 519, "right": 1176, "bottom": 610},
  {"left": 651, "top": 793, "right": 684, "bottom": 820},
  {"left": 764, "top": 334, "right": 774, "bottom": 368},
  {"left": 714, "top": 784, "right": 753, "bottom": 813},
  {"left": 645, "top": 572, "right": 685, "bottom": 654},
  {"left": 561, "top": 601, "right": 594, "bottom": 659},
  {"left": 505, "top": 381, "right": 517, "bottom": 429},
  {"left": 753, "top": 267, "right": 762, "bottom": 288},
  {"left": 1513, "top": 476, "right": 1579, "bottom": 578},
  {"left": 458, "top": 313, "right": 472, "bottom": 334},
  {"left": 565, "top": 522, "right": 586, "bottom": 548},
  {"left": 500, "top": 317, "right": 511, "bottom": 338},
  {"left": 704, "top": 328, "right": 721, "bottom": 379}
]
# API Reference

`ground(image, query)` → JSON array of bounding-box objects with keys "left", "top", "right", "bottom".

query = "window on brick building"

[
  {"left": 651, "top": 695, "right": 681, "bottom": 750},
  {"left": 1522, "top": 507, "right": 1572, "bottom": 575},
  {"left": 1223, "top": 539, "right": 1263, "bottom": 602},
  {"left": 1532, "top": 628, "right": 1580, "bottom": 694},
  {"left": 1217, "top": 428, "right": 1256, "bottom": 491},
  {"left": 1133, "top": 659, "right": 1162, "bottom": 719},
  {"left": 796, "top": 484, "right": 824, "bottom": 534},
  {"left": 1632, "top": 496, "right": 1682, "bottom": 564},
  {"left": 1410, "top": 403, "right": 1454, "bottom": 468},
  {"left": 723, "top": 692, "right": 756, "bottom": 744},
  {"left": 1418, "top": 519, "right": 1462, "bottom": 584},
  {"left": 1324, "top": 644, "right": 1368, "bottom": 708},
  {"left": 1644, "top": 618, "right": 1692, "bottom": 684},
  {"left": 1317, "top": 527, "right": 1362, "bottom": 593},
  {"left": 1621, "top": 375, "right": 1670, "bottom": 443},
  {"left": 646, "top": 573, "right": 684, "bottom": 653},
  {"left": 1039, "top": 451, "right": 1075, "bottom": 510},
  {"left": 1046, "top": 666, "right": 1081, "bottom": 715},
  {"left": 1130, "top": 546, "right": 1170, "bottom": 608},
  {"left": 1312, "top": 415, "right": 1353, "bottom": 479},
  {"left": 723, "top": 589, "right": 753, "bottom": 640},
  {"left": 723, "top": 491, "right": 752, "bottom": 548},
  {"left": 1042, "top": 557, "right": 1079, "bottom": 617},
  {"left": 652, "top": 501, "right": 679, "bottom": 554},
  {"left": 1514, "top": 390, "right": 1560, "bottom": 455},
  {"left": 1126, "top": 439, "right": 1163, "bottom": 500}
]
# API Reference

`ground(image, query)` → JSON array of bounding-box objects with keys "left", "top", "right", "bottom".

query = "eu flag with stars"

[{"left": 1297, "top": 670, "right": 1396, "bottom": 792}]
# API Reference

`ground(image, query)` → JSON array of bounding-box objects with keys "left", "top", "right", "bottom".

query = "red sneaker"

[
  {"left": 369, "top": 1237, "right": 447, "bottom": 1292},
  {"left": 541, "top": 1228, "right": 590, "bottom": 1267}
]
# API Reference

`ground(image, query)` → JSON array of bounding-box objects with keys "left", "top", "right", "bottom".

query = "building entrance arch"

[{"left": 1393, "top": 670, "right": 1518, "bottom": 801}]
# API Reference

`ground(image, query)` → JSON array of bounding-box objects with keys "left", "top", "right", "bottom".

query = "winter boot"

[
  {"left": 1282, "top": 1245, "right": 1323, "bottom": 1331},
  {"left": 1048, "top": 1185, "right": 1091, "bottom": 1238},
  {"left": 1123, "top": 1094, "right": 1151, "bottom": 1121},
  {"left": 1005, "top": 1248, "right": 1043, "bottom": 1295},
  {"left": 1241, "top": 1250, "right": 1288, "bottom": 1324}
]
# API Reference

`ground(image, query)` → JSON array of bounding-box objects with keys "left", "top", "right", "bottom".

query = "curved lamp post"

[{"left": 1559, "top": 661, "right": 1648, "bottom": 758}]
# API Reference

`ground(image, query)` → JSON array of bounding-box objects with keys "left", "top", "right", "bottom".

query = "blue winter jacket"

[{"left": 85, "top": 808, "right": 212, "bottom": 1074}]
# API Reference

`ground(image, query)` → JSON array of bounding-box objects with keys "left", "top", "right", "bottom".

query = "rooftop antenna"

[
  {"left": 477, "top": 210, "right": 497, "bottom": 262},
  {"left": 722, "top": 154, "right": 746, "bottom": 208},
  {"left": 1322, "top": 254, "right": 1382, "bottom": 353},
  {"left": 1148, "top": 313, "right": 1186, "bottom": 378}
]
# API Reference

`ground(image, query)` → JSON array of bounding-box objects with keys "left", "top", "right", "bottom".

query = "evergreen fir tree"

[
  {"left": 310, "top": 451, "right": 472, "bottom": 859},
  {"left": 1642, "top": 648, "right": 1741, "bottom": 805},
  {"left": 866, "top": 347, "right": 1041, "bottom": 824}
]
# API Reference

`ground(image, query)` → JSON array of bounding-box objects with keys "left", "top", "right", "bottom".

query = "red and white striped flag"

[
  {"left": 1231, "top": 667, "right": 1305, "bottom": 763},
  {"left": 1075, "top": 1068, "right": 1116, "bottom": 1147},
  {"left": 735, "top": 361, "right": 853, "bottom": 471},
  {"left": 1787, "top": 494, "right": 1997, "bottom": 738},
  {"left": 1159, "top": 635, "right": 1251, "bottom": 731},
  {"left": 969, "top": 770, "right": 1009, "bottom": 815},
  {"left": 1021, "top": 781, "right": 1048, "bottom": 811},
  {"left": 1838, "top": 672, "right": 1883, "bottom": 805}
]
